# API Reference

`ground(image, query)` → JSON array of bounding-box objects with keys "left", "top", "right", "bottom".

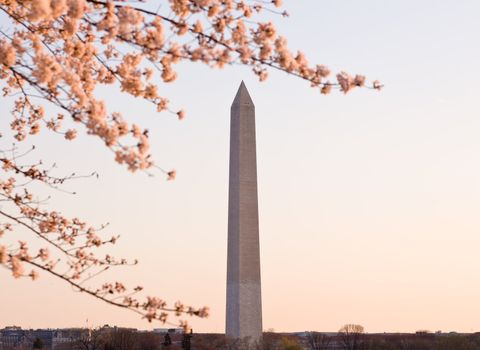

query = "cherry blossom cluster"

[
  {"left": 0, "top": 147, "right": 207, "bottom": 329},
  {"left": 0, "top": 0, "right": 378, "bottom": 329},
  {"left": 0, "top": 0, "right": 379, "bottom": 171}
]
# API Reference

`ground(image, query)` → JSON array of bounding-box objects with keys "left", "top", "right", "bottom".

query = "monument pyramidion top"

[{"left": 231, "top": 81, "right": 254, "bottom": 107}]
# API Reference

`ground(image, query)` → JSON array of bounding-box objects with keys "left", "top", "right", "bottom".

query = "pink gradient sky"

[{"left": 2, "top": 0, "right": 480, "bottom": 334}]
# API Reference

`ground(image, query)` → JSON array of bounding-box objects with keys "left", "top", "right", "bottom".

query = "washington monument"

[{"left": 226, "top": 82, "right": 263, "bottom": 340}]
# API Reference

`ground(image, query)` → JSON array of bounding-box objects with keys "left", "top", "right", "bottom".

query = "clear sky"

[{"left": 2, "top": 0, "right": 480, "bottom": 334}]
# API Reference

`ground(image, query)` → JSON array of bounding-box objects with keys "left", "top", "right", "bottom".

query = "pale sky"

[{"left": 1, "top": 0, "right": 480, "bottom": 334}]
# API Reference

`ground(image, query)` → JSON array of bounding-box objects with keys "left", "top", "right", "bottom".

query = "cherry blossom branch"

[{"left": 0, "top": 0, "right": 379, "bottom": 329}]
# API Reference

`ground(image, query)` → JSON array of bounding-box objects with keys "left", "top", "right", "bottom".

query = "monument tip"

[{"left": 232, "top": 81, "right": 254, "bottom": 107}]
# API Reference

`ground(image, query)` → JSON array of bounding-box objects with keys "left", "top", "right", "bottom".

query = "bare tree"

[
  {"left": 103, "top": 329, "right": 137, "bottom": 350},
  {"left": 305, "top": 332, "right": 331, "bottom": 350},
  {"left": 338, "top": 324, "right": 365, "bottom": 350},
  {"left": 189, "top": 333, "right": 227, "bottom": 350},
  {"left": 135, "top": 332, "right": 161, "bottom": 350},
  {"left": 74, "top": 328, "right": 107, "bottom": 350},
  {"left": 254, "top": 332, "right": 283, "bottom": 350}
]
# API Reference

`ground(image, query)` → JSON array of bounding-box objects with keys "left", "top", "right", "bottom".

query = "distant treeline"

[
  {"left": 4, "top": 326, "right": 480, "bottom": 350},
  {"left": 195, "top": 331, "right": 480, "bottom": 350}
]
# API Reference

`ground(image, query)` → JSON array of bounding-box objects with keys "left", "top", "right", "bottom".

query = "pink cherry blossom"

[{"left": 0, "top": 0, "right": 378, "bottom": 329}]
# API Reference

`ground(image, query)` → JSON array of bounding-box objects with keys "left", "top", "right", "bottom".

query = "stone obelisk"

[{"left": 226, "top": 82, "right": 262, "bottom": 341}]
